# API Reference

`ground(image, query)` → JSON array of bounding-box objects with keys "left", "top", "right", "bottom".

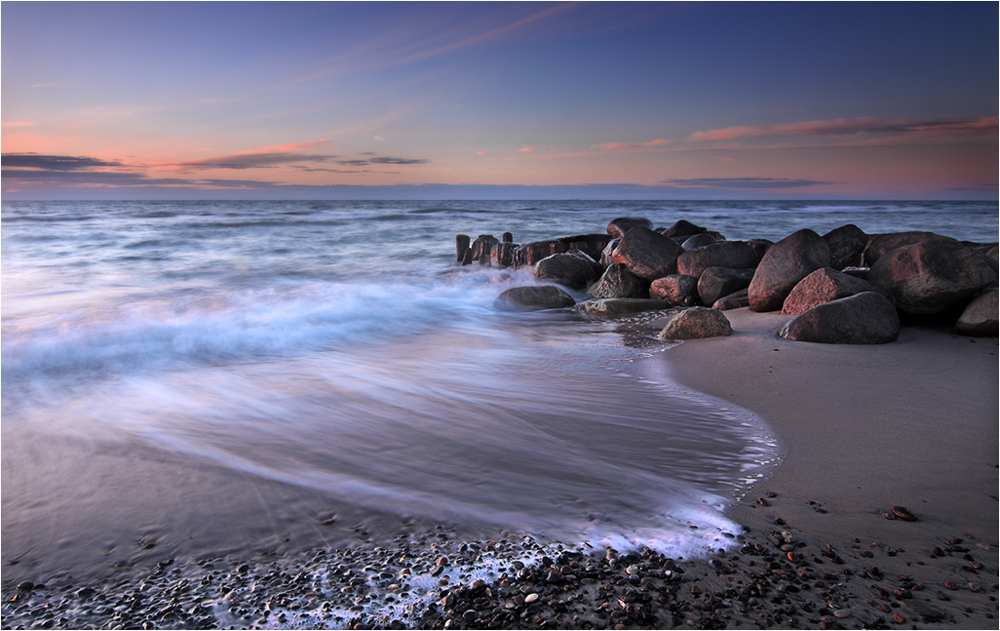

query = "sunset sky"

[{"left": 2, "top": 2, "right": 997, "bottom": 200}]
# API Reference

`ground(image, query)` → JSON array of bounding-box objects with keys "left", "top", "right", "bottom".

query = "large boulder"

[
  {"left": 662, "top": 219, "right": 707, "bottom": 239},
  {"left": 868, "top": 238, "right": 998, "bottom": 315},
  {"left": 534, "top": 251, "right": 601, "bottom": 289},
  {"left": 677, "top": 241, "right": 760, "bottom": 279},
  {"left": 823, "top": 224, "right": 868, "bottom": 270},
  {"left": 559, "top": 234, "right": 613, "bottom": 263},
  {"left": 713, "top": 288, "right": 750, "bottom": 311},
  {"left": 494, "top": 286, "right": 575, "bottom": 312},
  {"left": 611, "top": 226, "right": 685, "bottom": 281},
  {"left": 607, "top": 217, "right": 654, "bottom": 239},
  {"left": 657, "top": 307, "right": 733, "bottom": 340},
  {"left": 513, "top": 240, "right": 568, "bottom": 267},
  {"left": 587, "top": 263, "right": 648, "bottom": 299},
  {"left": 649, "top": 275, "right": 699, "bottom": 307},
  {"left": 954, "top": 289, "right": 999, "bottom": 337},
  {"left": 748, "top": 229, "right": 830, "bottom": 312},
  {"left": 862, "top": 231, "right": 945, "bottom": 266},
  {"left": 698, "top": 267, "right": 755, "bottom": 306},
  {"left": 681, "top": 233, "right": 718, "bottom": 250},
  {"left": 781, "top": 267, "right": 884, "bottom": 315},
  {"left": 574, "top": 298, "right": 669, "bottom": 315},
  {"left": 779, "top": 292, "right": 900, "bottom": 344}
]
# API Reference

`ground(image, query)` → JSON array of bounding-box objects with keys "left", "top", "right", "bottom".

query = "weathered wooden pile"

[{"left": 457, "top": 217, "right": 999, "bottom": 344}]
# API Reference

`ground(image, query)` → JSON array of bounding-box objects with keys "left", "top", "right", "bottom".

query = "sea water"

[{"left": 2, "top": 199, "right": 996, "bottom": 581}]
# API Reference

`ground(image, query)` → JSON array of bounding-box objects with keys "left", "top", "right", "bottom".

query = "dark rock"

[
  {"left": 611, "top": 226, "right": 685, "bottom": 281},
  {"left": 573, "top": 298, "right": 670, "bottom": 315},
  {"left": 681, "top": 233, "right": 718, "bottom": 251},
  {"left": 600, "top": 238, "right": 621, "bottom": 266},
  {"left": 534, "top": 251, "right": 601, "bottom": 289},
  {"left": 954, "top": 289, "right": 999, "bottom": 337},
  {"left": 748, "top": 229, "right": 830, "bottom": 312},
  {"left": 745, "top": 238, "right": 773, "bottom": 261},
  {"left": 782, "top": 267, "right": 885, "bottom": 315},
  {"left": 868, "top": 238, "right": 998, "bottom": 315},
  {"left": 841, "top": 266, "right": 871, "bottom": 280},
  {"left": 494, "top": 286, "right": 575, "bottom": 312},
  {"left": 698, "top": 267, "right": 755, "bottom": 306},
  {"left": 502, "top": 232, "right": 514, "bottom": 243},
  {"left": 662, "top": 219, "right": 707, "bottom": 239},
  {"left": 778, "top": 292, "right": 900, "bottom": 344},
  {"left": 490, "top": 241, "right": 517, "bottom": 268},
  {"left": 469, "top": 235, "right": 500, "bottom": 266},
  {"left": 677, "top": 241, "right": 760, "bottom": 278},
  {"left": 559, "top": 234, "right": 613, "bottom": 263},
  {"left": 649, "top": 275, "right": 699, "bottom": 306},
  {"left": 456, "top": 234, "right": 471, "bottom": 262},
  {"left": 606, "top": 217, "right": 654, "bottom": 239},
  {"left": 823, "top": 224, "right": 868, "bottom": 270},
  {"left": 712, "top": 288, "right": 750, "bottom": 310},
  {"left": 907, "top": 599, "right": 946, "bottom": 622},
  {"left": 862, "top": 231, "right": 946, "bottom": 266},
  {"left": 657, "top": 307, "right": 733, "bottom": 340},
  {"left": 513, "top": 240, "right": 568, "bottom": 267},
  {"left": 588, "top": 264, "right": 649, "bottom": 299}
]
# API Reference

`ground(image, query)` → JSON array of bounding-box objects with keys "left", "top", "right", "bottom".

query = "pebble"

[{"left": 524, "top": 593, "right": 539, "bottom": 604}]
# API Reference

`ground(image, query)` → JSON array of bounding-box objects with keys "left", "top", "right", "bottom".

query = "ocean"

[{"left": 2, "top": 199, "right": 997, "bottom": 586}]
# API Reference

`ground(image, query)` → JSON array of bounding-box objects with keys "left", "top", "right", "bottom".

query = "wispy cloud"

[
  {"left": 596, "top": 139, "right": 669, "bottom": 150},
  {"left": 688, "top": 116, "right": 998, "bottom": 142},
  {"left": 660, "top": 177, "right": 840, "bottom": 190},
  {"left": 2, "top": 121, "right": 35, "bottom": 129},
  {"left": 518, "top": 147, "right": 538, "bottom": 153},
  {"left": 1, "top": 153, "right": 125, "bottom": 170}
]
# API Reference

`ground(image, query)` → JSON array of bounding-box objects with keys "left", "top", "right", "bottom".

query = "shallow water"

[{"left": 2, "top": 199, "right": 994, "bottom": 583}]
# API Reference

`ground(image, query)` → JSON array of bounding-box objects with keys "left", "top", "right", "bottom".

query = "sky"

[{"left": 2, "top": 1, "right": 997, "bottom": 200}]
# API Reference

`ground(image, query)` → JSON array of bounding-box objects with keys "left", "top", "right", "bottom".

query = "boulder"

[
  {"left": 953, "top": 289, "right": 998, "bottom": 337},
  {"left": 607, "top": 217, "right": 654, "bottom": 239},
  {"left": 698, "top": 267, "right": 755, "bottom": 306},
  {"left": 823, "top": 224, "right": 868, "bottom": 270},
  {"left": 713, "top": 288, "right": 750, "bottom": 311},
  {"left": 494, "top": 286, "right": 575, "bottom": 312},
  {"left": 677, "top": 241, "right": 760, "bottom": 278},
  {"left": 649, "top": 275, "right": 699, "bottom": 307},
  {"left": 559, "top": 234, "right": 612, "bottom": 263},
  {"left": 587, "top": 263, "right": 649, "bottom": 299},
  {"left": 490, "top": 241, "right": 517, "bottom": 268},
  {"left": 611, "top": 226, "right": 685, "bottom": 281},
  {"left": 745, "top": 238, "right": 773, "bottom": 262},
  {"left": 868, "top": 238, "right": 998, "bottom": 315},
  {"left": 469, "top": 234, "right": 499, "bottom": 265},
  {"left": 862, "top": 231, "right": 945, "bottom": 266},
  {"left": 681, "top": 233, "right": 718, "bottom": 250},
  {"left": 600, "top": 238, "right": 620, "bottom": 266},
  {"left": 748, "top": 229, "right": 830, "bottom": 312},
  {"left": 779, "top": 292, "right": 900, "bottom": 344},
  {"left": 662, "top": 219, "right": 707, "bottom": 239},
  {"left": 534, "top": 251, "right": 601, "bottom": 289},
  {"left": 574, "top": 298, "right": 669, "bottom": 315},
  {"left": 513, "top": 239, "right": 567, "bottom": 267},
  {"left": 657, "top": 307, "right": 733, "bottom": 340},
  {"left": 781, "top": 267, "right": 884, "bottom": 315}
]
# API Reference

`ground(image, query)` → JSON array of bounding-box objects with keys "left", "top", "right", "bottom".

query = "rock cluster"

[{"left": 460, "top": 216, "right": 998, "bottom": 344}]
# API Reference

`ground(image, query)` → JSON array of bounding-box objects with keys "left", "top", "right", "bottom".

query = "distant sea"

[{"left": 2, "top": 199, "right": 996, "bottom": 580}]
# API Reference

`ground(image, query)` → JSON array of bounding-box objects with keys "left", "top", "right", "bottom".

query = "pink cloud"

[
  {"left": 597, "top": 139, "right": 669, "bottom": 150},
  {"left": 518, "top": 146, "right": 538, "bottom": 153},
  {"left": 475, "top": 151, "right": 489, "bottom": 156},
  {"left": 1, "top": 121, "right": 35, "bottom": 129},
  {"left": 689, "top": 117, "right": 998, "bottom": 141}
]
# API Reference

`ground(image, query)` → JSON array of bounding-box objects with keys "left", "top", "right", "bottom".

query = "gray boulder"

[
  {"left": 868, "top": 238, "right": 998, "bottom": 314},
  {"left": 677, "top": 241, "right": 760, "bottom": 278},
  {"left": 782, "top": 267, "right": 884, "bottom": 315},
  {"left": 534, "top": 251, "right": 601, "bottom": 289},
  {"left": 862, "top": 231, "right": 945, "bottom": 266},
  {"left": 713, "top": 288, "right": 750, "bottom": 311},
  {"left": 953, "top": 289, "right": 999, "bottom": 337},
  {"left": 574, "top": 298, "right": 669, "bottom": 315},
  {"left": 649, "top": 274, "right": 699, "bottom": 307},
  {"left": 607, "top": 217, "right": 654, "bottom": 239},
  {"left": 494, "top": 286, "right": 575, "bottom": 312},
  {"left": 779, "top": 292, "right": 900, "bottom": 344},
  {"left": 698, "top": 267, "right": 755, "bottom": 306},
  {"left": 611, "top": 226, "right": 685, "bottom": 281},
  {"left": 681, "top": 233, "right": 718, "bottom": 250},
  {"left": 657, "top": 307, "right": 733, "bottom": 340},
  {"left": 587, "top": 263, "right": 648, "bottom": 299},
  {"left": 823, "top": 224, "right": 868, "bottom": 270},
  {"left": 662, "top": 219, "right": 708, "bottom": 239},
  {"left": 748, "top": 229, "right": 830, "bottom": 312}
]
